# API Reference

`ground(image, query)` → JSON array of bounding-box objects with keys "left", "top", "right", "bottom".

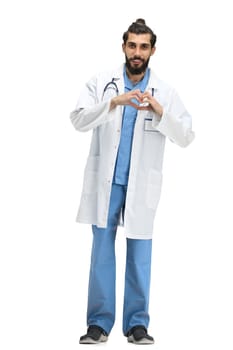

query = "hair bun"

[{"left": 135, "top": 18, "right": 146, "bottom": 25}]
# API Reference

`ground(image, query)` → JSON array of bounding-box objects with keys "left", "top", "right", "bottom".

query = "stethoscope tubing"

[{"left": 102, "top": 78, "right": 155, "bottom": 100}]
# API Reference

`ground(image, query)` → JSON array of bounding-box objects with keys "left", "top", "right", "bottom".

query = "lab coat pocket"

[
  {"left": 146, "top": 169, "right": 163, "bottom": 210},
  {"left": 144, "top": 118, "right": 160, "bottom": 132},
  {"left": 83, "top": 156, "right": 100, "bottom": 194}
]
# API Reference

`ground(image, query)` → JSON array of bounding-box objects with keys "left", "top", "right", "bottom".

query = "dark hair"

[{"left": 123, "top": 18, "right": 157, "bottom": 47}]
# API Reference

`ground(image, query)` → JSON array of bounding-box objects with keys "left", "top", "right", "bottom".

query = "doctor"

[{"left": 70, "top": 18, "right": 195, "bottom": 345}]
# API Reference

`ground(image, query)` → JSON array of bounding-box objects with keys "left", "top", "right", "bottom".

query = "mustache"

[{"left": 130, "top": 56, "right": 144, "bottom": 62}]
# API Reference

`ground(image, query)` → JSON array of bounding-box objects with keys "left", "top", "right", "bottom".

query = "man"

[{"left": 70, "top": 19, "right": 195, "bottom": 345}]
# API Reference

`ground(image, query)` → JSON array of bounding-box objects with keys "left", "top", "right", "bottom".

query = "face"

[{"left": 123, "top": 33, "right": 156, "bottom": 75}]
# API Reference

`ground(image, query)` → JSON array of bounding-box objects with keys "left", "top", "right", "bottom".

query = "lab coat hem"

[
  {"left": 125, "top": 232, "right": 153, "bottom": 240},
  {"left": 76, "top": 217, "right": 153, "bottom": 239},
  {"left": 76, "top": 217, "right": 107, "bottom": 229}
]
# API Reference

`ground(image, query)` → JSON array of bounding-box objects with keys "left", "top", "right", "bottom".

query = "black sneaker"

[
  {"left": 127, "top": 326, "right": 154, "bottom": 345},
  {"left": 79, "top": 325, "right": 108, "bottom": 344}
]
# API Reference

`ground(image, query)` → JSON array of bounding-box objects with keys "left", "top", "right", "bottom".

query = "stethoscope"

[
  {"left": 102, "top": 77, "right": 155, "bottom": 100},
  {"left": 102, "top": 78, "right": 119, "bottom": 100}
]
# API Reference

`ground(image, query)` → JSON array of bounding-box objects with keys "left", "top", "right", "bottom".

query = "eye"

[
  {"left": 141, "top": 44, "right": 150, "bottom": 50},
  {"left": 128, "top": 42, "right": 136, "bottom": 49}
]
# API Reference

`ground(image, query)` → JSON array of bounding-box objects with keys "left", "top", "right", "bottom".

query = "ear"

[
  {"left": 122, "top": 43, "right": 126, "bottom": 53},
  {"left": 151, "top": 46, "right": 156, "bottom": 56}
]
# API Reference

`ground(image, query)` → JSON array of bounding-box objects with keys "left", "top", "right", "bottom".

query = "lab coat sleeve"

[
  {"left": 70, "top": 76, "right": 115, "bottom": 132},
  {"left": 154, "top": 89, "right": 195, "bottom": 147}
]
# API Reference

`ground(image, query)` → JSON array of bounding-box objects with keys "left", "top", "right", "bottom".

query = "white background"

[{"left": 0, "top": 0, "right": 233, "bottom": 349}]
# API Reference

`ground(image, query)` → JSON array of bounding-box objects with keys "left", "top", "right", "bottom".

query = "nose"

[{"left": 134, "top": 45, "right": 141, "bottom": 56}]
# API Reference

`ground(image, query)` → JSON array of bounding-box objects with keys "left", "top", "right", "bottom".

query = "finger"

[
  {"left": 130, "top": 95, "right": 143, "bottom": 105},
  {"left": 132, "top": 91, "right": 144, "bottom": 101},
  {"left": 137, "top": 105, "right": 152, "bottom": 111},
  {"left": 129, "top": 101, "right": 152, "bottom": 111},
  {"left": 139, "top": 101, "right": 149, "bottom": 107},
  {"left": 129, "top": 101, "right": 141, "bottom": 109}
]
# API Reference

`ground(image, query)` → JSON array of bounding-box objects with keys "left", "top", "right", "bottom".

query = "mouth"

[{"left": 130, "top": 58, "right": 143, "bottom": 65}]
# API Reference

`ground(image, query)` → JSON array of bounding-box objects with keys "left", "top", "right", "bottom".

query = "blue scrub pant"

[{"left": 86, "top": 183, "right": 152, "bottom": 335}]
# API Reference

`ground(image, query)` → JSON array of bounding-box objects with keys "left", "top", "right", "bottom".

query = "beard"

[{"left": 125, "top": 55, "right": 150, "bottom": 75}]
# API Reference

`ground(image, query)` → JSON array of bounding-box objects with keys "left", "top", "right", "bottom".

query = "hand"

[
  {"left": 138, "top": 91, "right": 163, "bottom": 117},
  {"left": 110, "top": 89, "right": 144, "bottom": 109},
  {"left": 110, "top": 89, "right": 163, "bottom": 117}
]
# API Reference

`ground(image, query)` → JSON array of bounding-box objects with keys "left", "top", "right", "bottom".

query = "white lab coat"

[{"left": 70, "top": 64, "right": 195, "bottom": 239}]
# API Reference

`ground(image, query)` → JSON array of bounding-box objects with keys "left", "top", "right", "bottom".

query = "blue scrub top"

[{"left": 113, "top": 66, "right": 150, "bottom": 185}]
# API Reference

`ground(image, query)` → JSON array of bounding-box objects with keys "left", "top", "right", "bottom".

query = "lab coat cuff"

[{"left": 154, "top": 107, "right": 195, "bottom": 147}]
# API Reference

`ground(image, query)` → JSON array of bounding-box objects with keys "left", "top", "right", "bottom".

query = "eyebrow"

[{"left": 127, "top": 41, "right": 151, "bottom": 47}]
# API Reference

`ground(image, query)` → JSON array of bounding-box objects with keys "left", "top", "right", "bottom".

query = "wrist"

[
  {"left": 109, "top": 96, "right": 118, "bottom": 111},
  {"left": 157, "top": 106, "right": 163, "bottom": 117}
]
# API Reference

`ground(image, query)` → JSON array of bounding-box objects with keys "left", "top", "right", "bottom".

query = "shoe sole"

[
  {"left": 79, "top": 334, "right": 108, "bottom": 344},
  {"left": 128, "top": 335, "right": 154, "bottom": 345}
]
